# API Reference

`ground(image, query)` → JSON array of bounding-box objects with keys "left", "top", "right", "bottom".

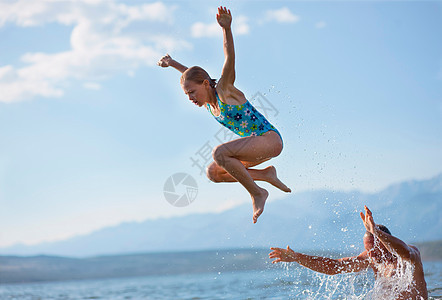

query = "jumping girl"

[{"left": 158, "top": 7, "right": 291, "bottom": 223}]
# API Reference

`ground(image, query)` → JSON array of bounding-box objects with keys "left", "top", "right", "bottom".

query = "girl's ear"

[{"left": 203, "top": 79, "right": 211, "bottom": 89}]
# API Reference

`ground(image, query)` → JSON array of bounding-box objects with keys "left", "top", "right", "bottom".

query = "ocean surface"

[{"left": 1, "top": 261, "right": 441, "bottom": 300}]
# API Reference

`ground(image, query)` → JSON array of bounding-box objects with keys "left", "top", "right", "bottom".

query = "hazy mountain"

[
  {"left": 1, "top": 174, "right": 441, "bottom": 257},
  {"left": 1, "top": 241, "right": 441, "bottom": 284},
  {"left": 0, "top": 249, "right": 272, "bottom": 284}
]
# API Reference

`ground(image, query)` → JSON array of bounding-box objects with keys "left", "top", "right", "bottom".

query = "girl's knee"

[
  {"left": 274, "top": 143, "right": 283, "bottom": 157},
  {"left": 212, "top": 144, "right": 230, "bottom": 165},
  {"left": 206, "top": 162, "right": 221, "bottom": 183}
]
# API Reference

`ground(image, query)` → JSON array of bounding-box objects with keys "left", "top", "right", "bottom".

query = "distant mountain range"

[
  {"left": 1, "top": 174, "right": 441, "bottom": 257},
  {"left": 2, "top": 243, "right": 441, "bottom": 284}
]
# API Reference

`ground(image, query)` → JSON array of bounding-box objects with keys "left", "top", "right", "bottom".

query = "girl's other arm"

[
  {"left": 158, "top": 54, "right": 188, "bottom": 73},
  {"left": 216, "top": 7, "right": 235, "bottom": 85}
]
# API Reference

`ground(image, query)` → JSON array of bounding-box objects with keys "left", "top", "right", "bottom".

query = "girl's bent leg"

[
  {"left": 206, "top": 163, "right": 291, "bottom": 193},
  {"left": 210, "top": 131, "right": 287, "bottom": 223}
]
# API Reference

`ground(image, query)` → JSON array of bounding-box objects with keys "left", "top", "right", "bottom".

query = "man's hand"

[
  {"left": 217, "top": 6, "right": 232, "bottom": 29},
  {"left": 360, "top": 205, "right": 376, "bottom": 234},
  {"left": 157, "top": 54, "right": 173, "bottom": 68},
  {"left": 269, "top": 246, "right": 296, "bottom": 263}
]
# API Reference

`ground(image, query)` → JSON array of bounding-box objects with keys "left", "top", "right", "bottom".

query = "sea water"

[{"left": 0, "top": 261, "right": 440, "bottom": 299}]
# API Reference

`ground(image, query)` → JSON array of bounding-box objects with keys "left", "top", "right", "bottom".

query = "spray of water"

[
  {"left": 282, "top": 267, "right": 373, "bottom": 300},
  {"left": 275, "top": 254, "right": 421, "bottom": 299},
  {"left": 367, "top": 254, "right": 422, "bottom": 300}
]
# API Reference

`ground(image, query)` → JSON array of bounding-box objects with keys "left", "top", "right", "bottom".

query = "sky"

[{"left": 0, "top": 0, "right": 441, "bottom": 248}]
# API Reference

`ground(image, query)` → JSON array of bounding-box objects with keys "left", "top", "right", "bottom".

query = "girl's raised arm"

[
  {"left": 158, "top": 54, "right": 188, "bottom": 73},
  {"left": 217, "top": 7, "right": 235, "bottom": 86}
]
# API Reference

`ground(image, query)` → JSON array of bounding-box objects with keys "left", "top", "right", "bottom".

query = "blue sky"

[{"left": 0, "top": 0, "right": 441, "bottom": 248}]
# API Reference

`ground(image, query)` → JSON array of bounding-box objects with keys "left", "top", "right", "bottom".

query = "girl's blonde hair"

[{"left": 180, "top": 66, "right": 217, "bottom": 88}]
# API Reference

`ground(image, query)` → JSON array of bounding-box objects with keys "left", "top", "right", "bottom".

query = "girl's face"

[{"left": 181, "top": 79, "right": 209, "bottom": 107}]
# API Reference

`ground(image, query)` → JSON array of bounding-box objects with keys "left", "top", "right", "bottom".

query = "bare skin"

[
  {"left": 158, "top": 7, "right": 291, "bottom": 223},
  {"left": 269, "top": 206, "right": 428, "bottom": 299},
  {"left": 207, "top": 163, "right": 291, "bottom": 193}
]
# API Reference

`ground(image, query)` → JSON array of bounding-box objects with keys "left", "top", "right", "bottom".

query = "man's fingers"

[
  {"left": 360, "top": 212, "right": 365, "bottom": 222},
  {"left": 364, "top": 205, "right": 372, "bottom": 215}
]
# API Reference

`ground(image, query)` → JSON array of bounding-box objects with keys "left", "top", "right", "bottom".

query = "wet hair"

[
  {"left": 180, "top": 66, "right": 217, "bottom": 88},
  {"left": 377, "top": 224, "right": 392, "bottom": 235},
  {"left": 364, "top": 224, "right": 392, "bottom": 238}
]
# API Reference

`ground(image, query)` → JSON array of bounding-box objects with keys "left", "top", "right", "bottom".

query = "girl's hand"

[
  {"left": 157, "top": 54, "right": 173, "bottom": 68},
  {"left": 217, "top": 6, "right": 232, "bottom": 29},
  {"left": 269, "top": 246, "right": 296, "bottom": 263}
]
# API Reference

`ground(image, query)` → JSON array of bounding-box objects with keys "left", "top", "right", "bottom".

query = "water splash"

[
  {"left": 367, "top": 255, "right": 422, "bottom": 300},
  {"left": 274, "top": 265, "right": 373, "bottom": 299},
  {"left": 275, "top": 256, "right": 422, "bottom": 299}
]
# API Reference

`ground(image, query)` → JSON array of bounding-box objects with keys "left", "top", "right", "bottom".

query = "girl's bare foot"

[
  {"left": 252, "top": 188, "right": 269, "bottom": 223},
  {"left": 265, "top": 166, "right": 291, "bottom": 193}
]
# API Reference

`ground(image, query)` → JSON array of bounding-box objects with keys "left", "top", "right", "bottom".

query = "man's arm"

[
  {"left": 361, "top": 206, "right": 417, "bottom": 261},
  {"left": 157, "top": 54, "right": 188, "bottom": 73},
  {"left": 374, "top": 227, "right": 417, "bottom": 260},
  {"left": 216, "top": 7, "right": 235, "bottom": 86},
  {"left": 269, "top": 246, "right": 370, "bottom": 275}
]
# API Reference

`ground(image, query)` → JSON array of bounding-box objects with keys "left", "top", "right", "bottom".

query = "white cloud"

[
  {"left": 265, "top": 7, "right": 300, "bottom": 24},
  {"left": 0, "top": 0, "right": 186, "bottom": 103},
  {"left": 83, "top": 82, "right": 102, "bottom": 90},
  {"left": 191, "top": 15, "right": 250, "bottom": 38},
  {"left": 316, "top": 21, "right": 327, "bottom": 29},
  {"left": 235, "top": 15, "right": 250, "bottom": 35},
  {"left": 191, "top": 22, "right": 221, "bottom": 38}
]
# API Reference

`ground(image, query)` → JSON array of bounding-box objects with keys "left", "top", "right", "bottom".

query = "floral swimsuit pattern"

[{"left": 207, "top": 92, "right": 282, "bottom": 141}]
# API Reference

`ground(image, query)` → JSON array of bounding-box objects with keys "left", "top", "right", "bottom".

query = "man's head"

[{"left": 363, "top": 224, "right": 391, "bottom": 262}]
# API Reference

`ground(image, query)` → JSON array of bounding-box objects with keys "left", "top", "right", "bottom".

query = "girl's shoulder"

[{"left": 216, "top": 83, "right": 247, "bottom": 106}]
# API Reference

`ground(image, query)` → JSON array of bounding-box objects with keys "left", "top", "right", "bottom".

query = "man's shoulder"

[
  {"left": 400, "top": 244, "right": 425, "bottom": 265},
  {"left": 408, "top": 244, "right": 423, "bottom": 258},
  {"left": 405, "top": 244, "right": 420, "bottom": 254}
]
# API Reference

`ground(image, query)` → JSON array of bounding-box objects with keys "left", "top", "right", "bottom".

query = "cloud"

[
  {"left": 316, "top": 21, "right": 327, "bottom": 29},
  {"left": 234, "top": 15, "right": 250, "bottom": 35},
  {"left": 191, "top": 15, "right": 250, "bottom": 38},
  {"left": 0, "top": 0, "right": 189, "bottom": 103},
  {"left": 0, "top": 65, "right": 63, "bottom": 103},
  {"left": 265, "top": 7, "right": 300, "bottom": 24},
  {"left": 0, "top": 0, "right": 173, "bottom": 28},
  {"left": 83, "top": 82, "right": 102, "bottom": 90},
  {"left": 191, "top": 22, "right": 221, "bottom": 38}
]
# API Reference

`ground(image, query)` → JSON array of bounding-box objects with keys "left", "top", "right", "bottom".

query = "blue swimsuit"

[{"left": 207, "top": 92, "right": 282, "bottom": 141}]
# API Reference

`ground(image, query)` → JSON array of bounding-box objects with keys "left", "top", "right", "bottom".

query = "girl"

[{"left": 158, "top": 7, "right": 290, "bottom": 223}]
